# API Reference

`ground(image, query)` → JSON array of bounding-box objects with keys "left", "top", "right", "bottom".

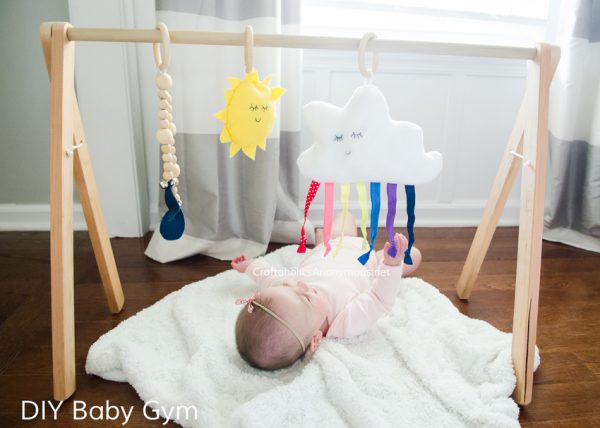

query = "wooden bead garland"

[
  {"left": 154, "top": 22, "right": 185, "bottom": 241},
  {"left": 153, "top": 26, "right": 181, "bottom": 205},
  {"left": 157, "top": 75, "right": 180, "bottom": 201}
]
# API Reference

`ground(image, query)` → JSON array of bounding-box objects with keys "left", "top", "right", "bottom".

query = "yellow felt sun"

[{"left": 215, "top": 70, "right": 285, "bottom": 160}]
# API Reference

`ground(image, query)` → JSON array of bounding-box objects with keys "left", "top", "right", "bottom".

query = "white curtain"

[
  {"left": 544, "top": 0, "right": 600, "bottom": 252},
  {"left": 145, "top": 0, "right": 311, "bottom": 262}
]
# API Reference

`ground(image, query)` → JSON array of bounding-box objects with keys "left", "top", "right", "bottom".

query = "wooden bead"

[
  {"left": 158, "top": 90, "right": 172, "bottom": 102},
  {"left": 159, "top": 119, "right": 170, "bottom": 129},
  {"left": 160, "top": 144, "right": 171, "bottom": 154},
  {"left": 158, "top": 100, "right": 171, "bottom": 111},
  {"left": 162, "top": 170, "right": 174, "bottom": 181},
  {"left": 169, "top": 122, "right": 177, "bottom": 135},
  {"left": 163, "top": 162, "right": 173, "bottom": 172},
  {"left": 170, "top": 146, "right": 176, "bottom": 154},
  {"left": 172, "top": 155, "right": 177, "bottom": 163},
  {"left": 171, "top": 164, "right": 181, "bottom": 177},
  {"left": 156, "top": 129, "right": 174, "bottom": 145},
  {"left": 158, "top": 110, "right": 169, "bottom": 120},
  {"left": 162, "top": 153, "right": 174, "bottom": 163},
  {"left": 155, "top": 72, "right": 172, "bottom": 90},
  {"left": 172, "top": 186, "right": 178, "bottom": 195},
  {"left": 175, "top": 194, "right": 181, "bottom": 202},
  {"left": 168, "top": 113, "right": 173, "bottom": 121}
]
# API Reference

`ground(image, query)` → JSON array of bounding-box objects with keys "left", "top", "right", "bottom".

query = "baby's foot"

[{"left": 231, "top": 255, "right": 252, "bottom": 273}]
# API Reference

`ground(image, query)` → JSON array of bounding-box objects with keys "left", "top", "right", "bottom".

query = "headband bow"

[{"left": 235, "top": 293, "right": 257, "bottom": 313}]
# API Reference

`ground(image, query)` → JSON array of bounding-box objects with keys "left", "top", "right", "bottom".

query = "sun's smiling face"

[
  {"left": 215, "top": 71, "right": 285, "bottom": 160},
  {"left": 229, "top": 84, "right": 276, "bottom": 140},
  {"left": 248, "top": 102, "right": 271, "bottom": 125}
]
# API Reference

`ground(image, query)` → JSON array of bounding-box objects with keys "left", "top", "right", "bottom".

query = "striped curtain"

[
  {"left": 145, "top": 0, "right": 307, "bottom": 262},
  {"left": 544, "top": 0, "right": 600, "bottom": 252}
]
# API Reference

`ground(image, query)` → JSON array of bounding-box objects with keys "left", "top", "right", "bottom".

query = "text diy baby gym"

[{"left": 22, "top": 400, "right": 199, "bottom": 425}]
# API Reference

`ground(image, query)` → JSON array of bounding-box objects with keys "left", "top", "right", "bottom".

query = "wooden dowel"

[{"left": 65, "top": 27, "right": 537, "bottom": 60}]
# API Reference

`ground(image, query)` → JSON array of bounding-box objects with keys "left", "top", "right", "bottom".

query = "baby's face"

[{"left": 258, "top": 282, "right": 329, "bottom": 342}]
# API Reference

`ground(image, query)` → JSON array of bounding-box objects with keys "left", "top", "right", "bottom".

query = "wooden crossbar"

[{"left": 40, "top": 22, "right": 559, "bottom": 405}]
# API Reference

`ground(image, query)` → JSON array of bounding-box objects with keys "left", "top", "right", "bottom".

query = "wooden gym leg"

[
  {"left": 41, "top": 22, "right": 126, "bottom": 400},
  {"left": 47, "top": 22, "right": 76, "bottom": 401},
  {"left": 512, "top": 43, "right": 560, "bottom": 405},
  {"left": 456, "top": 99, "right": 525, "bottom": 300},
  {"left": 72, "top": 101, "right": 125, "bottom": 314},
  {"left": 41, "top": 24, "right": 124, "bottom": 315}
]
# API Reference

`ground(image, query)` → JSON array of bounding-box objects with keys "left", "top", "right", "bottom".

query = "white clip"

[
  {"left": 510, "top": 150, "right": 532, "bottom": 167},
  {"left": 66, "top": 142, "right": 84, "bottom": 157}
]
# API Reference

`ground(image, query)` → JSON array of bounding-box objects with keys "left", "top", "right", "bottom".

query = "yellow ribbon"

[
  {"left": 334, "top": 183, "right": 351, "bottom": 257},
  {"left": 356, "top": 182, "right": 369, "bottom": 251}
]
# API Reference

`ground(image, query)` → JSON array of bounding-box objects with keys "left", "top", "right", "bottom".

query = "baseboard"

[
  {"left": 0, "top": 204, "right": 87, "bottom": 231},
  {"left": 0, "top": 200, "right": 531, "bottom": 232}
]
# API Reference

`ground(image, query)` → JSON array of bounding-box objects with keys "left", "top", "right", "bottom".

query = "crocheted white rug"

[{"left": 86, "top": 245, "right": 538, "bottom": 428}]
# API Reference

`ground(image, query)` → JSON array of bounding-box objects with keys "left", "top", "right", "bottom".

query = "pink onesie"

[{"left": 245, "top": 236, "right": 404, "bottom": 338}]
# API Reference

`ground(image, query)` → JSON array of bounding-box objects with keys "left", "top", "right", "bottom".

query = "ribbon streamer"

[
  {"left": 356, "top": 183, "right": 369, "bottom": 251},
  {"left": 333, "top": 183, "right": 351, "bottom": 257},
  {"left": 358, "top": 182, "right": 381, "bottom": 265},
  {"left": 404, "top": 185, "right": 416, "bottom": 264},
  {"left": 386, "top": 183, "right": 398, "bottom": 257},
  {"left": 297, "top": 180, "right": 320, "bottom": 253},
  {"left": 323, "top": 182, "right": 335, "bottom": 256}
]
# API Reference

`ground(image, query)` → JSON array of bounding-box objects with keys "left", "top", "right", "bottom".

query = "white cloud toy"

[{"left": 296, "top": 84, "right": 443, "bottom": 265}]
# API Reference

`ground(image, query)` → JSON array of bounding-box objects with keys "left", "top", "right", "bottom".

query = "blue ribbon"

[
  {"left": 358, "top": 182, "right": 380, "bottom": 265},
  {"left": 404, "top": 185, "right": 415, "bottom": 264}
]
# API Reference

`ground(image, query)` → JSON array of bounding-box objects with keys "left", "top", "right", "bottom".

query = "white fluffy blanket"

[{"left": 86, "top": 245, "right": 537, "bottom": 427}]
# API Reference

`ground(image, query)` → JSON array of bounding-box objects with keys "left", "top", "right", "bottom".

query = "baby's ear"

[{"left": 309, "top": 330, "right": 323, "bottom": 353}]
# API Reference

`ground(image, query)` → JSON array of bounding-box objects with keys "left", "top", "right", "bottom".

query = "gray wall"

[{"left": 0, "top": 0, "right": 69, "bottom": 204}]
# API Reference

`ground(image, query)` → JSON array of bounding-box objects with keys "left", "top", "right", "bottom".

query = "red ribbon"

[{"left": 298, "top": 180, "right": 320, "bottom": 253}]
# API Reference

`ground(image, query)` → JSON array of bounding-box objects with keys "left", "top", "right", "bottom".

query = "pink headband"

[{"left": 235, "top": 294, "right": 306, "bottom": 353}]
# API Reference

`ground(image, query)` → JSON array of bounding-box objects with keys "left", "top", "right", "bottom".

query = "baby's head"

[{"left": 235, "top": 281, "right": 329, "bottom": 370}]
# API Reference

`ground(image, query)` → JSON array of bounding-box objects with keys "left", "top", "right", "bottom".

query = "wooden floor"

[{"left": 0, "top": 228, "right": 599, "bottom": 427}]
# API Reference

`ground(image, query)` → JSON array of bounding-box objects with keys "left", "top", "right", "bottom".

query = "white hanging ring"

[
  {"left": 153, "top": 22, "right": 171, "bottom": 72},
  {"left": 358, "top": 32, "right": 380, "bottom": 80},
  {"left": 244, "top": 25, "right": 254, "bottom": 74}
]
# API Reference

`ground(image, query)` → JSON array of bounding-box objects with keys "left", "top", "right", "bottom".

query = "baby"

[{"left": 232, "top": 215, "right": 421, "bottom": 370}]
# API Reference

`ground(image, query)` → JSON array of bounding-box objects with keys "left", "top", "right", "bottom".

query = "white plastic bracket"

[
  {"left": 66, "top": 142, "right": 84, "bottom": 157},
  {"left": 510, "top": 150, "right": 532, "bottom": 168}
]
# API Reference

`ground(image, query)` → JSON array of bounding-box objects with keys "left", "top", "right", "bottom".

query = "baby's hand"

[
  {"left": 231, "top": 255, "right": 252, "bottom": 273},
  {"left": 383, "top": 233, "right": 408, "bottom": 267}
]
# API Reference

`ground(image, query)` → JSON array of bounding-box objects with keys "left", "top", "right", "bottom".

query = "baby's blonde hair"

[{"left": 235, "top": 296, "right": 307, "bottom": 370}]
